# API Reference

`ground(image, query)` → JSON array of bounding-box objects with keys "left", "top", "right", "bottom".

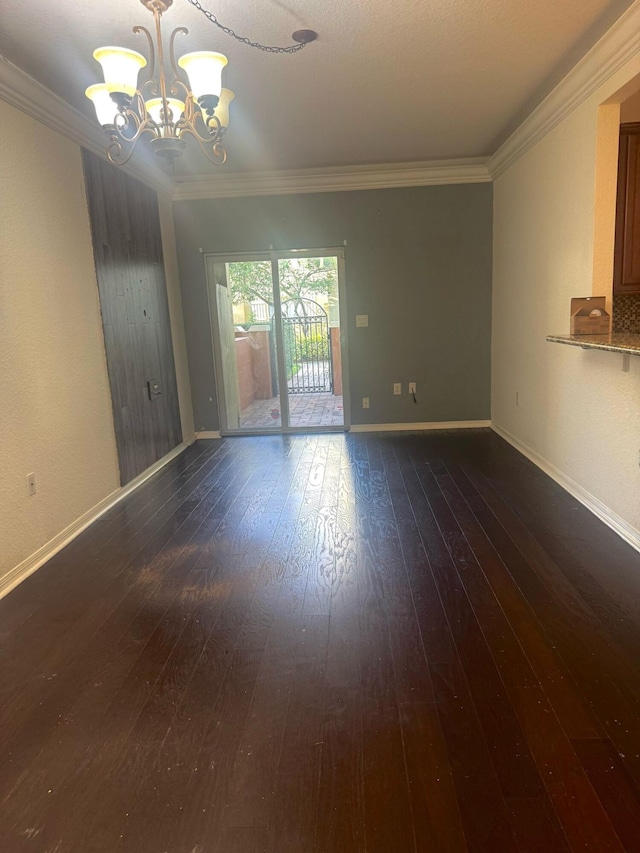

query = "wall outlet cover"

[{"left": 356, "top": 314, "right": 369, "bottom": 327}]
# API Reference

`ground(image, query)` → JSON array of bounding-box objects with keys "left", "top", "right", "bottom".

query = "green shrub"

[{"left": 297, "top": 330, "right": 330, "bottom": 361}]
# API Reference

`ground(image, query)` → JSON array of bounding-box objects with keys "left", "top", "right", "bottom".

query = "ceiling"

[{"left": 0, "top": 0, "right": 635, "bottom": 176}]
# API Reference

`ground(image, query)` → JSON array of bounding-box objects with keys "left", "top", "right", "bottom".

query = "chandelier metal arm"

[
  {"left": 177, "top": 122, "right": 226, "bottom": 165},
  {"left": 106, "top": 135, "right": 131, "bottom": 166},
  {"left": 168, "top": 26, "right": 188, "bottom": 81},
  {"left": 114, "top": 110, "right": 155, "bottom": 144},
  {"left": 169, "top": 76, "right": 190, "bottom": 99},
  {"left": 106, "top": 88, "right": 158, "bottom": 165},
  {"left": 133, "top": 25, "right": 155, "bottom": 81},
  {"left": 177, "top": 109, "right": 221, "bottom": 143},
  {"left": 107, "top": 124, "right": 153, "bottom": 165}
]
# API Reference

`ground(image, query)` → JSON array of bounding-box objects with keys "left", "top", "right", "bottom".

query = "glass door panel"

[
  {"left": 210, "top": 258, "right": 282, "bottom": 431},
  {"left": 278, "top": 256, "right": 344, "bottom": 429}
]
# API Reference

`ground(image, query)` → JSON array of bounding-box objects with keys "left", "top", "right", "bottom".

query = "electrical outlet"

[
  {"left": 362, "top": 397, "right": 370, "bottom": 409},
  {"left": 393, "top": 383, "right": 402, "bottom": 395},
  {"left": 408, "top": 382, "right": 416, "bottom": 394},
  {"left": 27, "top": 473, "right": 36, "bottom": 496},
  {"left": 356, "top": 314, "right": 369, "bottom": 328}
]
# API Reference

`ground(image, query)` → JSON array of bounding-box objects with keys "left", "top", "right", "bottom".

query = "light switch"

[{"left": 356, "top": 314, "right": 369, "bottom": 327}]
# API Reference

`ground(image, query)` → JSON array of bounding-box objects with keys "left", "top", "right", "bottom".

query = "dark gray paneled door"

[{"left": 82, "top": 150, "right": 182, "bottom": 485}]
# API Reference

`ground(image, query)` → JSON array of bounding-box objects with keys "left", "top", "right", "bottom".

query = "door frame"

[{"left": 205, "top": 247, "right": 350, "bottom": 435}]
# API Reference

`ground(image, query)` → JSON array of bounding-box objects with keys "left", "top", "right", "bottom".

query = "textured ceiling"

[{"left": 0, "top": 0, "right": 635, "bottom": 175}]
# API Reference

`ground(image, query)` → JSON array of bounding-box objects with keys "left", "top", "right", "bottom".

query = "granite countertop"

[{"left": 546, "top": 332, "right": 640, "bottom": 355}]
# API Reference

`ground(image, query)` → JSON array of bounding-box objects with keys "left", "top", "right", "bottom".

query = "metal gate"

[{"left": 281, "top": 299, "right": 333, "bottom": 394}]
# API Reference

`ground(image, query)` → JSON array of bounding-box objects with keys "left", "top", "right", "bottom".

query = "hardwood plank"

[
  {"left": 506, "top": 797, "right": 570, "bottom": 853},
  {"left": 399, "top": 701, "right": 468, "bottom": 853},
  {"left": 314, "top": 440, "right": 365, "bottom": 853},
  {"left": 220, "top": 577, "right": 307, "bottom": 832},
  {"left": 573, "top": 738, "right": 640, "bottom": 853},
  {"left": 346, "top": 438, "right": 416, "bottom": 853},
  {"left": 316, "top": 606, "right": 364, "bottom": 845},
  {"left": 264, "top": 615, "right": 330, "bottom": 853},
  {"left": 431, "top": 661, "right": 518, "bottom": 851}
]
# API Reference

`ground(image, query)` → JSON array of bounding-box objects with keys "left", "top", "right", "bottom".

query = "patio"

[{"left": 240, "top": 392, "right": 344, "bottom": 429}]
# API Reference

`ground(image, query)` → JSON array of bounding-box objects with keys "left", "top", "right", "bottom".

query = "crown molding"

[
  {"left": 0, "top": 55, "right": 173, "bottom": 196},
  {"left": 172, "top": 158, "right": 491, "bottom": 200},
  {"left": 488, "top": 0, "right": 640, "bottom": 179}
]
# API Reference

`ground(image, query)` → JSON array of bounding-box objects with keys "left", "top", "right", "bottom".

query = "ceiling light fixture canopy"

[{"left": 86, "top": 0, "right": 317, "bottom": 168}]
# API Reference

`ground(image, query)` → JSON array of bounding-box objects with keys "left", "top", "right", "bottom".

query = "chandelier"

[{"left": 85, "top": 0, "right": 317, "bottom": 167}]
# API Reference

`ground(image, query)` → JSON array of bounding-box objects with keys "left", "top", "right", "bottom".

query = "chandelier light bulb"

[
  {"left": 85, "top": 83, "right": 117, "bottom": 126},
  {"left": 93, "top": 46, "right": 147, "bottom": 97},
  {"left": 178, "top": 51, "right": 228, "bottom": 102},
  {"left": 214, "top": 88, "right": 235, "bottom": 129},
  {"left": 145, "top": 97, "right": 186, "bottom": 129}
]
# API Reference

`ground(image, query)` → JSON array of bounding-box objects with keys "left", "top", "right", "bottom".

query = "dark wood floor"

[{"left": 2, "top": 431, "right": 640, "bottom": 852}]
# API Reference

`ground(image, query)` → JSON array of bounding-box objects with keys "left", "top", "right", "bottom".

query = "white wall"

[
  {"left": 492, "top": 60, "right": 640, "bottom": 538},
  {"left": 0, "top": 100, "right": 120, "bottom": 582}
]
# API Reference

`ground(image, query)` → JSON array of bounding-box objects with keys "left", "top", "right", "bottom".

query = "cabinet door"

[{"left": 614, "top": 126, "right": 640, "bottom": 294}]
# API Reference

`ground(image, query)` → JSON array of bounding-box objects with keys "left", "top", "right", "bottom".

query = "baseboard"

[
  {"left": 0, "top": 441, "right": 190, "bottom": 602},
  {"left": 350, "top": 420, "right": 492, "bottom": 433},
  {"left": 195, "top": 430, "right": 222, "bottom": 439},
  {"left": 491, "top": 423, "right": 640, "bottom": 555}
]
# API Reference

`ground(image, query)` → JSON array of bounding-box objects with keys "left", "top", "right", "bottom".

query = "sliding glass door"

[{"left": 206, "top": 249, "right": 348, "bottom": 434}]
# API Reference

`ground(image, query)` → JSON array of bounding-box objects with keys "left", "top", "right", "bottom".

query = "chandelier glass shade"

[{"left": 85, "top": 0, "right": 233, "bottom": 166}]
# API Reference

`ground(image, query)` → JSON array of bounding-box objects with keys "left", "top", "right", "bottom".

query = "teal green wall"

[{"left": 174, "top": 183, "right": 492, "bottom": 431}]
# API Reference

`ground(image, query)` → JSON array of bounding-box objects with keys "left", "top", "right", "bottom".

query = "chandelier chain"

[{"left": 184, "top": 0, "right": 307, "bottom": 53}]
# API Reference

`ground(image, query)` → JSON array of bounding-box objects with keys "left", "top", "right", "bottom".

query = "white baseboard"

[
  {"left": 0, "top": 441, "right": 190, "bottom": 602},
  {"left": 195, "top": 430, "right": 222, "bottom": 439},
  {"left": 491, "top": 423, "right": 640, "bottom": 555},
  {"left": 350, "top": 420, "right": 492, "bottom": 433}
]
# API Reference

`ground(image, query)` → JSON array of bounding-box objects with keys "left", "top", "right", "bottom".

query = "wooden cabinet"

[{"left": 614, "top": 123, "right": 640, "bottom": 294}]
